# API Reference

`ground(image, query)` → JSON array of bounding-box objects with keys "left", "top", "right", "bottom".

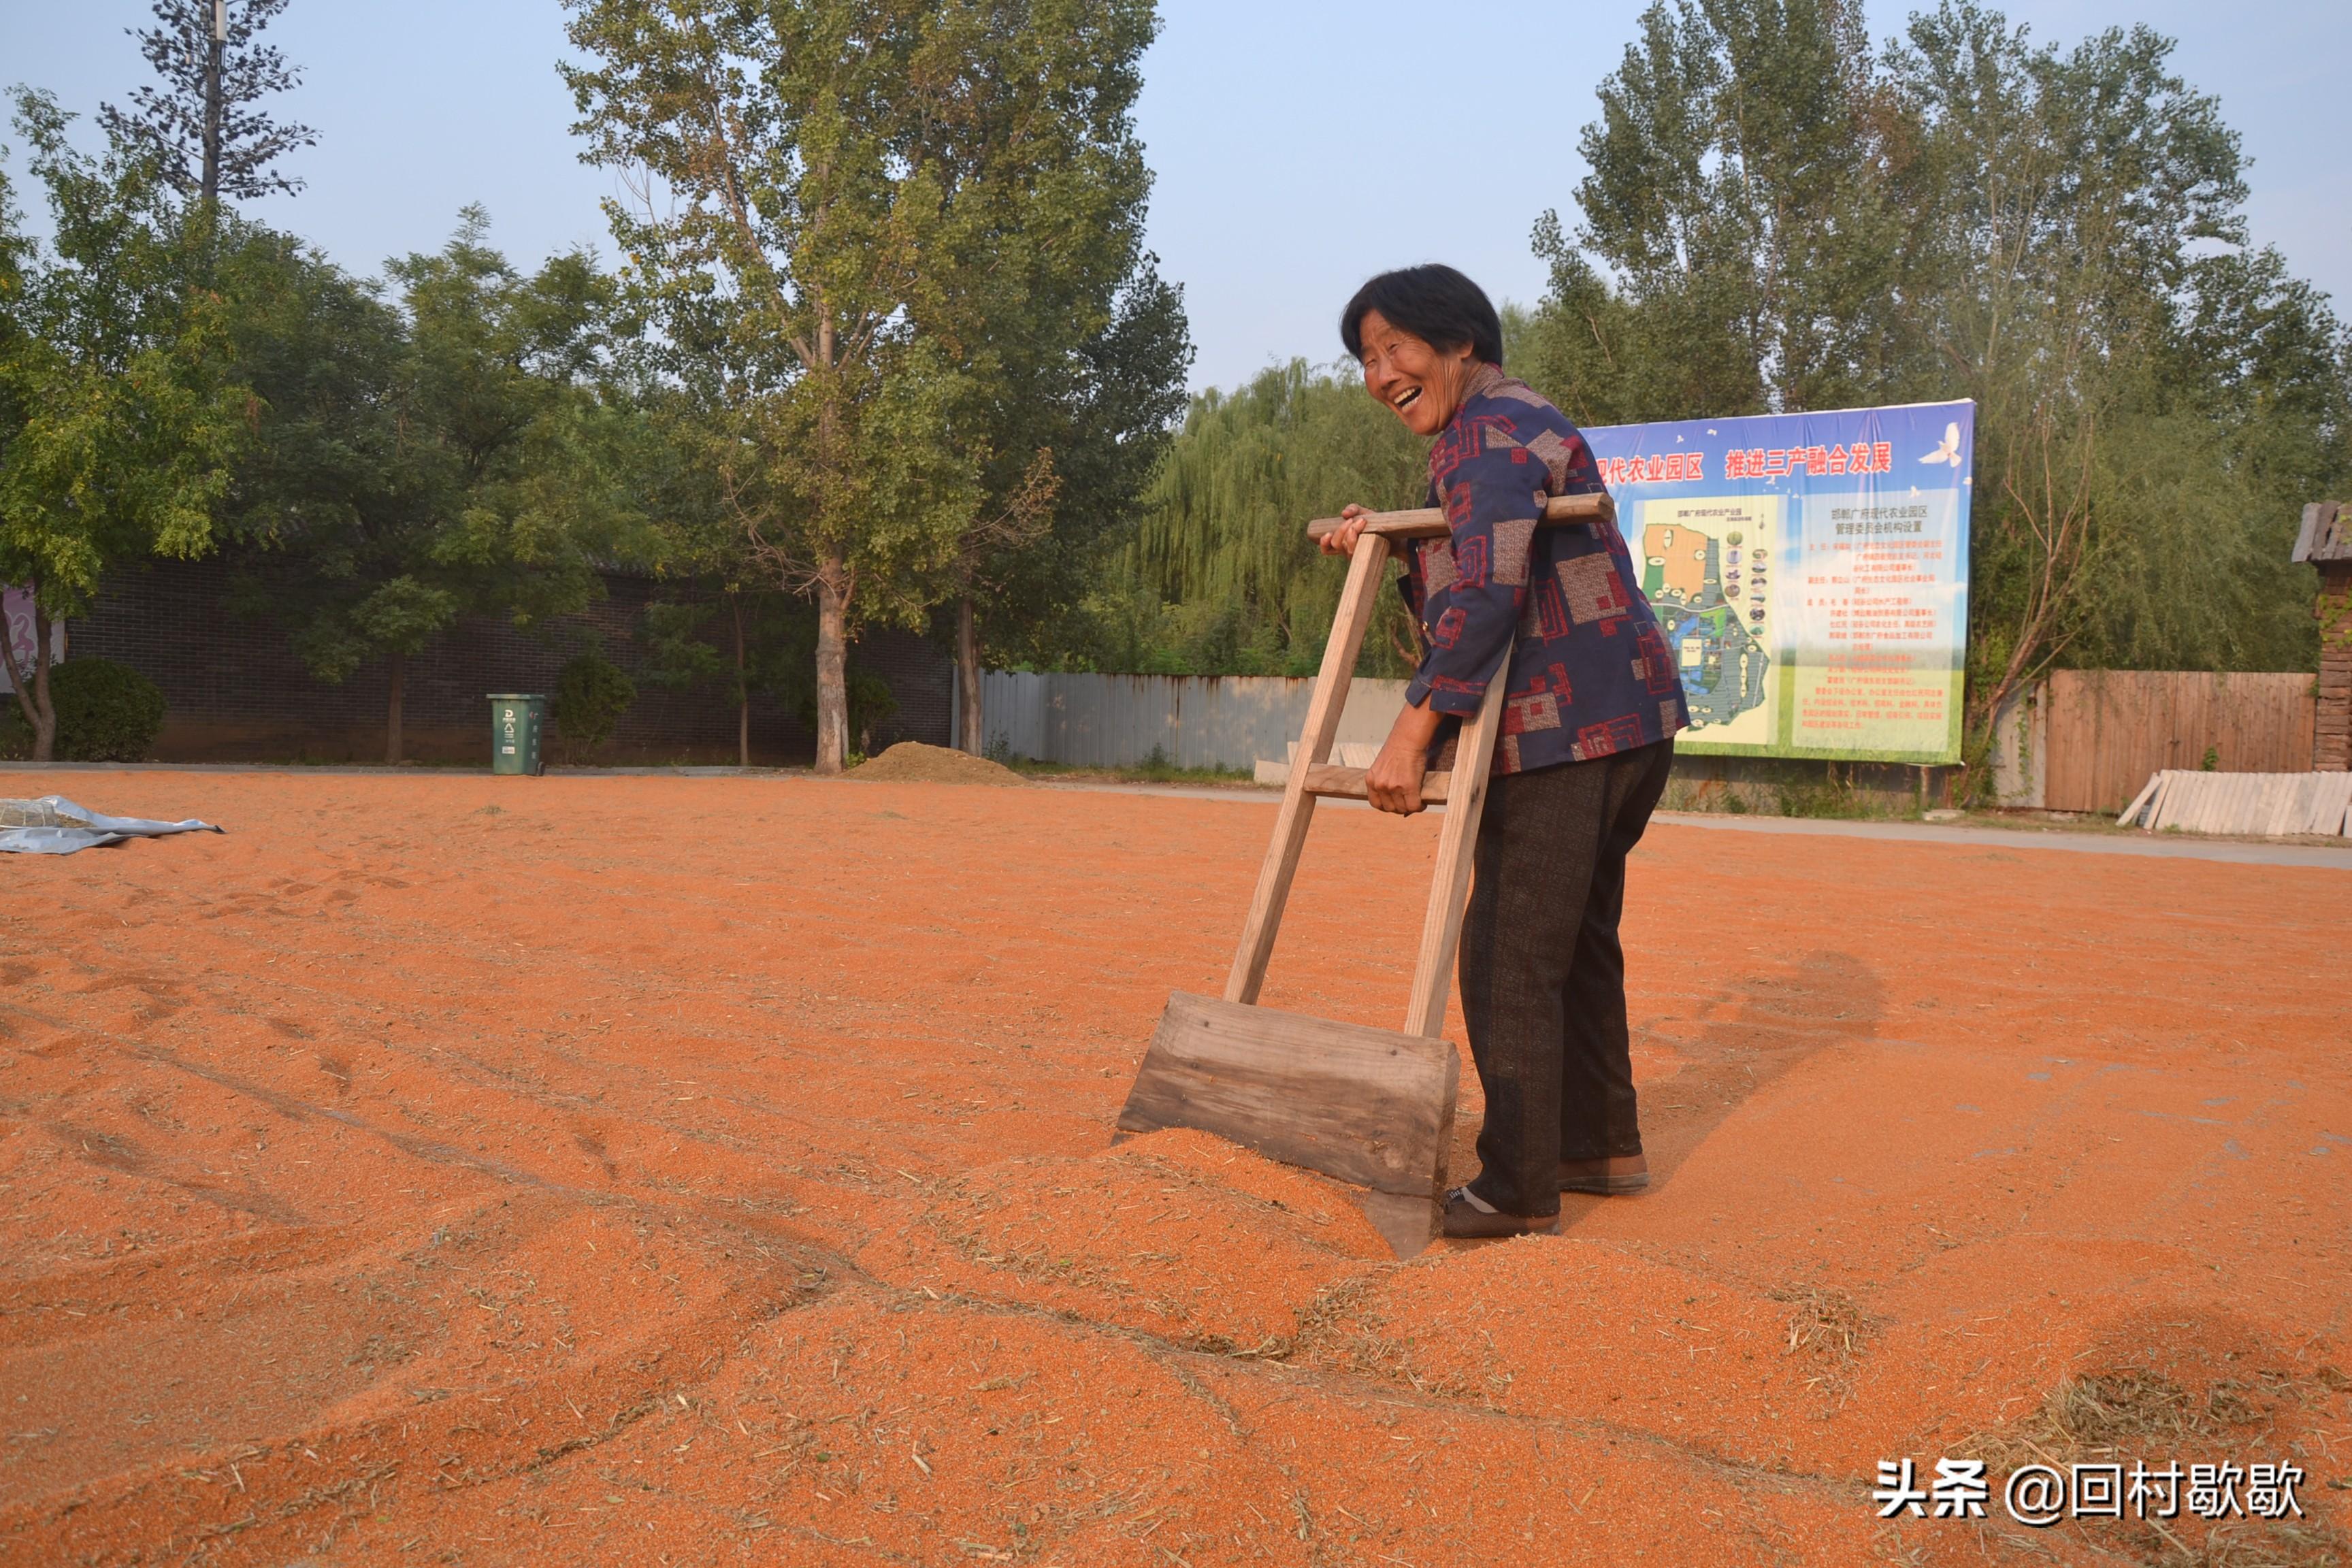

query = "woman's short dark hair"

[{"left": 1339, "top": 265, "right": 1503, "bottom": 368}]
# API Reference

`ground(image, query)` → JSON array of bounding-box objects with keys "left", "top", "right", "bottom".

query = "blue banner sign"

[{"left": 1582, "top": 400, "right": 1973, "bottom": 764}]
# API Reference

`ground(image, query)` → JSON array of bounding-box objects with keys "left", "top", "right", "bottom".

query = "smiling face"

[{"left": 1355, "top": 309, "right": 1479, "bottom": 436}]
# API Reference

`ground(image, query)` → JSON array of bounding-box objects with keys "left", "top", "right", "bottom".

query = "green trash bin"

[{"left": 488, "top": 694, "right": 547, "bottom": 776}]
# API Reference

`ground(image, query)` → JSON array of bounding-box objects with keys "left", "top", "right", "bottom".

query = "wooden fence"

[{"left": 2044, "top": 670, "right": 2318, "bottom": 813}]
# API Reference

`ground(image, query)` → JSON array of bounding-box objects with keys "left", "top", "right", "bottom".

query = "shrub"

[
  {"left": 50, "top": 659, "right": 167, "bottom": 762},
  {"left": 551, "top": 650, "right": 636, "bottom": 760},
  {"left": 849, "top": 667, "right": 898, "bottom": 753},
  {"left": 793, "top": 663, "right": 899, "bottom": 755}
]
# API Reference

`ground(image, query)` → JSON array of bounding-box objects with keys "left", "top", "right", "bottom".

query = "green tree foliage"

[
  {"left": 1525, "top": 0, "right": 1900, "bottom": 425},
  {"left": 640, "top": 587, "right": 800, "bottom": 766},
  {"left": 626, "top": 391, "right": 802, "bottom": 766},
  {"left": 1883, "top": 5, "right": 2294, "bottom": 729},
  {"left": 226, "top": 211, "right": 638, "bottom": 762},
  {"left": 0, "top": 91, "right": 243, "bottom": 760},
  {"left": 1090, "top": 359, "right": 1427, "bottom": 676},
  {"left": 561, "top": 0, "right": 1174, "bottom": 772},
  {"left": 1516, "top": 0, "right": 2349, "bottom": 772},
  {"left": 949, "top": 263, "right": 1192, "bottom": 717},
  {"left": 563, "top": 0, "right": 980, "bottom": 775},
  {"left": 2088, "top": 251, "right": 2351, "bottom": 670}
]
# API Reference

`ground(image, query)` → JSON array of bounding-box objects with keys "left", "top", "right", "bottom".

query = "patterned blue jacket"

[{"left": 1400, "top": 365, "right": 1689, "bottom": 775}]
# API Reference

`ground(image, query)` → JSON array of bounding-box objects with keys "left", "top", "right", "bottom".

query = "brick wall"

[
  {"left": 2319, "top": 562, "right": 2351, "bottom": 771},
  {"left": 63, "top": 553, "right": 952, "bottom": 766}
]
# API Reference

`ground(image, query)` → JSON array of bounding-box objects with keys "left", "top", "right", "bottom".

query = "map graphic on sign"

[
  {"left": 1582, "top": 401, "right": 1973, "bottom": 765},
  {"left": 1639, "top": 496, "right": 1778, "bottom": 745}
]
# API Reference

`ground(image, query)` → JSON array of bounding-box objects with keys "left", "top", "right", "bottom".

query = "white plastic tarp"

[{"left": 1, "top": 796, "right": 223, "bottom": 855}]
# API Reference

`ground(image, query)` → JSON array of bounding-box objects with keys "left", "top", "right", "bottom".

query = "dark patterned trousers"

[{"left": 1457, "top": 738, "right": 1673, "bottom": 1217}]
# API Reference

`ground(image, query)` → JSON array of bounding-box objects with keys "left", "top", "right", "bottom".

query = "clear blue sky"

[{"left": 4, "top": 0, "right": 2345, "bottom": 392}]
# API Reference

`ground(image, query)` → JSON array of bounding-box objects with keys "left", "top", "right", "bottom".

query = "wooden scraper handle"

[{"left": 1305, "top": 491, "right": 1617, "bottom": 542}]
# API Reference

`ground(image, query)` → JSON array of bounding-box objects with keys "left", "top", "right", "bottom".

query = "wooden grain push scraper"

[{"left": 1115, "top": 492, "right": 1618, "bottom": 1253}]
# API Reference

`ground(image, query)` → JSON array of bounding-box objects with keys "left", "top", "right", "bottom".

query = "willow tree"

[
  {"left": 1121, "top": 359, "right": 1424, "bottom": 675},
  {"left": 566, "top": 0, "right": 1154, "bottom": 772}
]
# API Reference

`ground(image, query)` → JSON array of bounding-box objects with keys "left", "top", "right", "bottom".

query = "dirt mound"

[{"left": 847, "top": 740, "right": 1026, "bottom": 785}]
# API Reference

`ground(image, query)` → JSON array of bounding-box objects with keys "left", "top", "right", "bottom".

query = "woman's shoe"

[
  {"left": 1558, "top": 1154, "right": 1650, "bottom": 1194},
  {"left": 1441, "top": 1186, "right": 1558, "bottom": 1239}
]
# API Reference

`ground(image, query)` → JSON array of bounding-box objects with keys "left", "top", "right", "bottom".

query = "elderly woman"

[{"left": 1322, "top": 265, "right": 1689, "bottom": 1240}]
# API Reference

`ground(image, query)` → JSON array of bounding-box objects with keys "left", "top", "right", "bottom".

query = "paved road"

[
  {"left": 1032, "top": 781, "right": 2352, "bottom": 870},
  {"left": 1644, "top": 808, "right": 2352, "bottom": 868},
  {"left": 8, "top": 762, "right": 2346, "bottom": 869}
]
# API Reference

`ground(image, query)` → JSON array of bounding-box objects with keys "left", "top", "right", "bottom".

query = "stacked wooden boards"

[
  {"left": 1116, "top": 493, "right": 1618, "bottom": 1256},
  {"left": 2117, "top": 770, "right": 2352, "bottom": 836}
]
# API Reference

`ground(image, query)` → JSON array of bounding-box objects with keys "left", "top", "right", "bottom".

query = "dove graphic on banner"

[{"left": 1921, "top": 423, "right": 1964, "bottom": 468}]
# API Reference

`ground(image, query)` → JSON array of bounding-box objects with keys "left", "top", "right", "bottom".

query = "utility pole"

[{"left": 201, "top": 0, "right": 226, "bottom": 203}]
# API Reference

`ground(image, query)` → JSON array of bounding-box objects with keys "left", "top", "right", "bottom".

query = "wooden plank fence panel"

[{"left": 2045, "top": 671, "right": 2318, "bottom": 813}]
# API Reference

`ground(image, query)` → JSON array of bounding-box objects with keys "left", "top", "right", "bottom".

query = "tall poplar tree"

[
  {"left": 1522, "top": 0, "right": 1910, "bottom": 426},
  {"left": 562, "top": 0, "right": 1164, "bottom": 772},
  {"left": 1885, "top": 6, "right": 2261, "bottom": 728},
  {"left": 889, "top": 0, "right": 1181, "bottom": 748}
]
